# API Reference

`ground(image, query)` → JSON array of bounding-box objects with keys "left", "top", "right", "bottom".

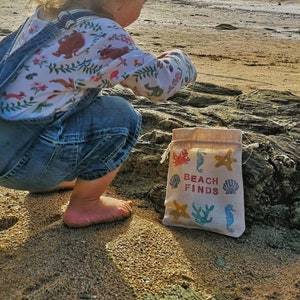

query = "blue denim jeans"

[{"left": 0, "top": 94, "right": 142, "bottom": 191}]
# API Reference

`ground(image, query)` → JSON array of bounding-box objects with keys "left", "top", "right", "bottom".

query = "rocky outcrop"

[{"left": 103, "top": 83, "right": 300, "bottom": 229}]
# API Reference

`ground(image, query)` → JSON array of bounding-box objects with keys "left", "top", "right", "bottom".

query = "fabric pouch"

[{"left": 161, "top": 127, "right": 245, "bottom": 237}]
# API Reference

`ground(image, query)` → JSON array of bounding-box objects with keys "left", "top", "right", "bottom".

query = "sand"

[{"left": 0, "top": 0, "right": 300, "bottom": 299}]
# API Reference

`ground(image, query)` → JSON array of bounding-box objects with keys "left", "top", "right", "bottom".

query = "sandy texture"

[{"left": 0, "top": 0, "right": 300, "bottom": 299}]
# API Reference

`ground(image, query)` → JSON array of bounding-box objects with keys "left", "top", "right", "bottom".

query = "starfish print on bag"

[
  {"left": 215, "top": 149, "right": 237, "bottom": 171},
  {"left": 166, "top": 200, "right": 190, "bottom": 222}
]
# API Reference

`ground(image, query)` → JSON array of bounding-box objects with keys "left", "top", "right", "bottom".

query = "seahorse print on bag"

[
  {"left": 225, "top": 204, "right": 236, "bottom": 233},
  {"left": 196, "top": 149, "right": 206, "bottom": 173}
]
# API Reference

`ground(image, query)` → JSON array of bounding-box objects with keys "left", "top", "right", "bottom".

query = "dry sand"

[{"left": 0, "top": 0, "right": 300, "bottom": 299}]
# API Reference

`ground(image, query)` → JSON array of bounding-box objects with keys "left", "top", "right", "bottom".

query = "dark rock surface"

[{"left": 103, "top": 82, "right": 300, "bottom": 229}]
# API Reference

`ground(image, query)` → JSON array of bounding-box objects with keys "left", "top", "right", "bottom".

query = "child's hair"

[{"left": 27, "top": 0, "right": 112, "bottom": 18}]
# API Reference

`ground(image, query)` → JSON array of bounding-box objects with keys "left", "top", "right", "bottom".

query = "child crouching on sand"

[{"left": 0, "top": 0, "right": 197, "bottom": 227}]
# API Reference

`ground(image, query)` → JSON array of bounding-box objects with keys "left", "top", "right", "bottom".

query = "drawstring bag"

[{"left": 161, "top": 127, "right": 245, "bottom": 238}]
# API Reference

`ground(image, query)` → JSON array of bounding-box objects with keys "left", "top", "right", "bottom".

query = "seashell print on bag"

[{"left": 223, "top": 179, "right": 240, "bottom": 194}]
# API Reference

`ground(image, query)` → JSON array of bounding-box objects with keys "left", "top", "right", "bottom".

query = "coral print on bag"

[{"left": 192, "top": 203, "right": 214, "bottom": 225}]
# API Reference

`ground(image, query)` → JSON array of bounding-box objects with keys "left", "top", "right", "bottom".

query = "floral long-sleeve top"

[{"left": 0, "top": 9, "right": 197, "bottom": 120}]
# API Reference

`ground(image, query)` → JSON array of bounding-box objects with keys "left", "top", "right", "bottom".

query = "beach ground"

[{"left": 0, "top": 0, "right": 299, "bottom": 299}]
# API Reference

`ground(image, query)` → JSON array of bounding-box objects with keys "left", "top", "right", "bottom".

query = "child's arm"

[
  {"left": 120, "top": 49, "right": 197, "bottom": 101},
  {"left": 77, "top": 20, "right": 197, "bottom": 101}
]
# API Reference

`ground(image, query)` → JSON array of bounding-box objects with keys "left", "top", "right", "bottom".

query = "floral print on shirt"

[{"left": 1, "top": 10, "right": 197, "bottom": 120}]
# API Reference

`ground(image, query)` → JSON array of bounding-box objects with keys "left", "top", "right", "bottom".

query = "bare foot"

[{"left": 63, "top": 196, "right": 132, "bottom": 228}]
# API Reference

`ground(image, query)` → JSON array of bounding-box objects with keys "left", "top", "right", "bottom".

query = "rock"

[
  {"left": 0, "top": 216, "right": 18, "bottom": 231},
  {"left": 215, "top": 24, "right": 239, "bottom": 30},
  {"left": 0, "top": 28, "right": 12, "bottom": 36},
  {"left": 109, "top": 83, "right": 300, "bottom": 229},
  {"left": 291, "top": 201, "right": 300, "bottom": 227},
  {"left": 265, "top": 227, "right": 300, "bottom": 254},
  {"left": 215, "top": 257, "right": 226, "bottom": 267}
]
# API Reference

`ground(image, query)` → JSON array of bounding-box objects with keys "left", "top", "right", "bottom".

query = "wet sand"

[{"left": 0, "top": 0, "right": 300, "bottom": 299}]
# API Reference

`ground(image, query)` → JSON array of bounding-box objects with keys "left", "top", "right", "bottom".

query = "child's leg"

[
  {"left": 63, "top": 167, "right": 132, "bottom": 227},
  {"left": 56, "top": 180, "right": 77, "bottom": 190},
  {"left": 29, "top": 180, "right": 76, "bottom": 193}
]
